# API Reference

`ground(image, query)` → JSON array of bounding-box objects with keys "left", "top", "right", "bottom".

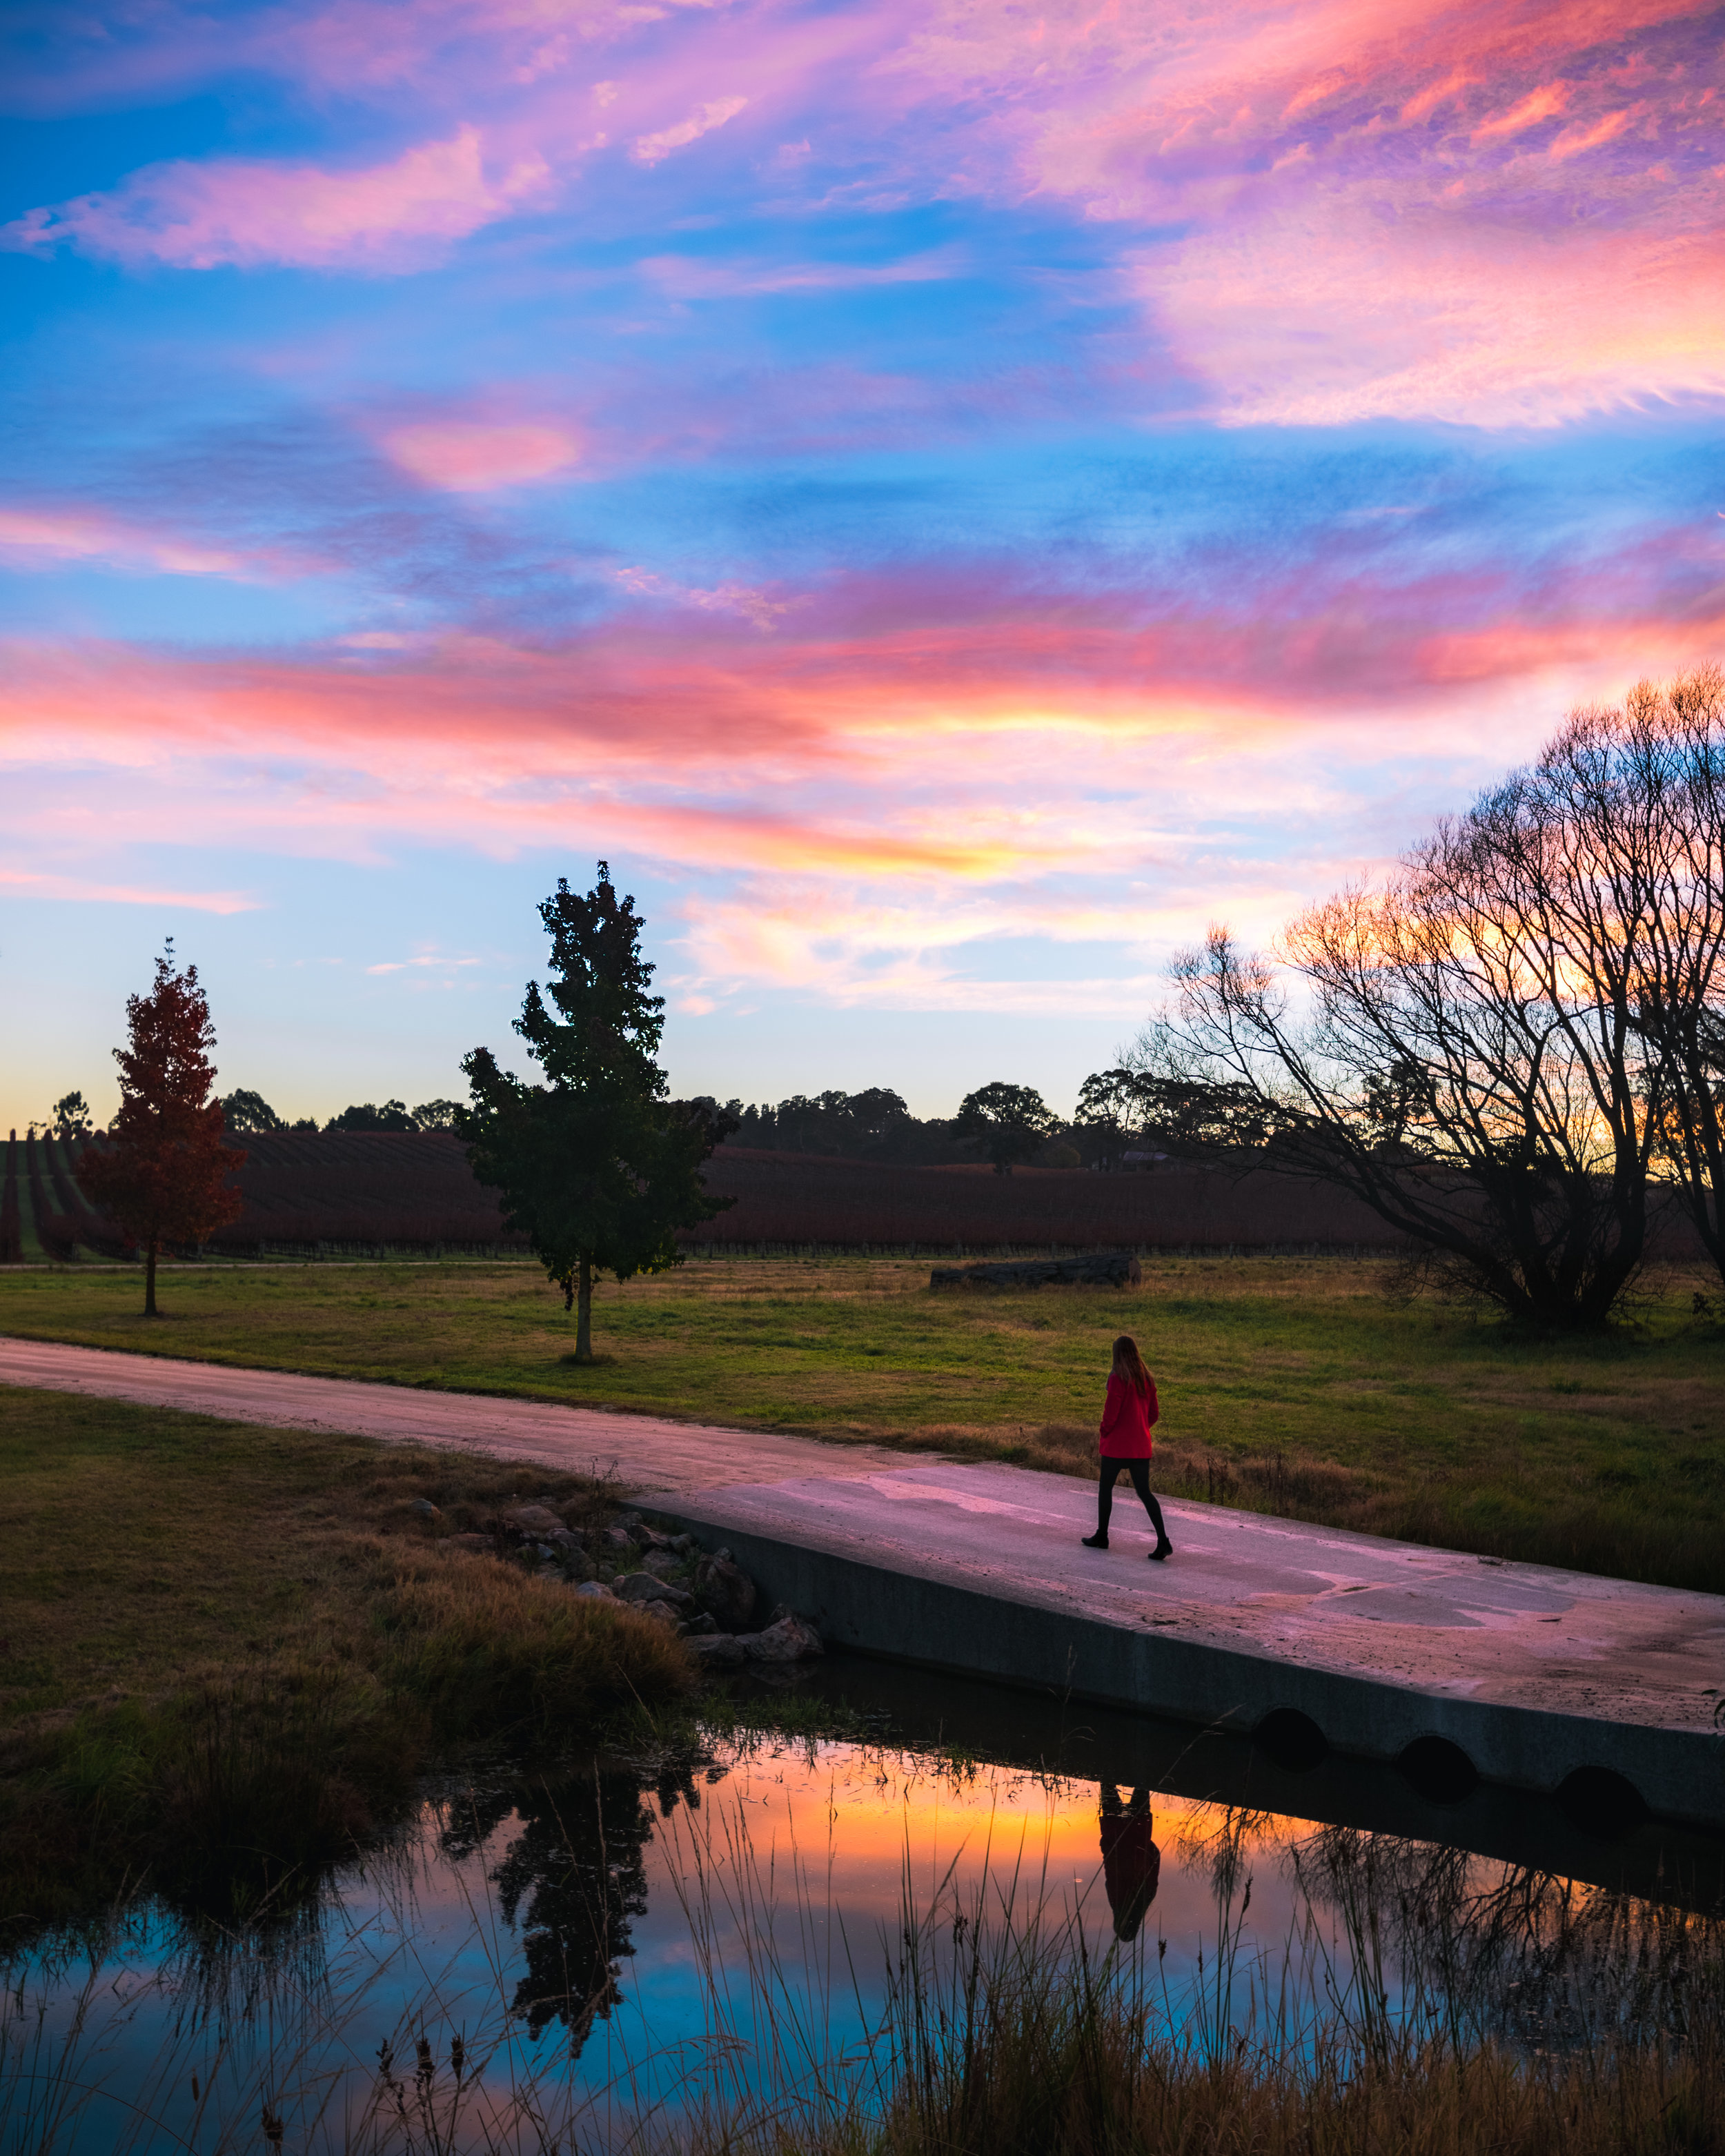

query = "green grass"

[
  {"left": 0, "top": 1384, "right": 692, "bottom": 1932},
  {"left": 1, "top": 1253, "right": 1723, "bottom": 1592}
]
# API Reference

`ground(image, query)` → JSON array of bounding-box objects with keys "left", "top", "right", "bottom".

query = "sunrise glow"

[{"left": 2, "top": 0, "right": 1719, "bottom": 1122}]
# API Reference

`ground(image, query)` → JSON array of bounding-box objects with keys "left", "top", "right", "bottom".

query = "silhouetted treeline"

[{"left": 722, "top": 1089, "right": 974, "bottom": 1165}]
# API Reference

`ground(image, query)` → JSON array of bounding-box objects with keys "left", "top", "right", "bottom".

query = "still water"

[{"left": 5, "top": 1667, "right": 1722, "bottom": 2155}]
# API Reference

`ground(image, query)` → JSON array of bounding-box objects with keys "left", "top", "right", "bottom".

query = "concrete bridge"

[{"left": 4, "top": 1333, "right": 1720, "bottom": 1832}]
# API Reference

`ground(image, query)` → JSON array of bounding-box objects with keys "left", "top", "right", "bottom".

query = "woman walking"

[{"left": 1083, "top": 1334, "right": 1173, "bottom": 1561}]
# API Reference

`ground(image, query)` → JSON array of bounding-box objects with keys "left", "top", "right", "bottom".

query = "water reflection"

[
  {"left": 3, "top": 1706, "right": 1722, "bottom": 2154},
  {"left": 435, "top": 1761, "right": 678, "bottom": 2044},
  {"left": 1098, "top": 1786, "right": 1160, "bottom": 1942}
]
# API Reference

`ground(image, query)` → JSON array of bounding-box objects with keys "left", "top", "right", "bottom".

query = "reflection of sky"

[
  {"left": 3, "top": 1740, "right": 1506, "bottom": 2151},
  {"left": 3, "top": 0, "right": 1722, "bottom": 1128}
]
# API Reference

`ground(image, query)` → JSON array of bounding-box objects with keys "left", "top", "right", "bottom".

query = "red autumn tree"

[{"left": 77, "top": 944, "right": 245, "bottom": 1315}]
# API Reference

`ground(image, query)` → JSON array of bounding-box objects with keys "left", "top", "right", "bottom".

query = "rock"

[
  {"left": 693, "top": 1553, "right": 757, "bottom": 1632},
  {"left": 572, "top": 1579, "right": 615, "bottom": 1599},
  {"left": 640, "top": 1599, "right": 683, "bottom": 1630},
  {"left": 613, "top": 1571, "right": 694, "bottom": 1610},
  {"left": 689, "top": 1633, "right": 748, "bottom": 1670},
  {"left": 680, "top": 1611, "right": 718, "bottom": 1636},
  {"left": 501, "top": 1503, "right": 566, "bottom": 1539},
  {"left": 558, "top": 1547, "right": 598, "bottom": 1584},
  {"left": 448, "top": 1532, "right": 494, "bottom": 1554},
  {"left": 930, "top": 1251, "right": 1142, "bottom": 1291},
  {"left": 411, "top": 1497, "right": 442, "bottom": 1520},
  {"left": 670, "top": 1533, "right": 698, "bottom": 1555},
  {"left": 743, "top": 1612, "right": 822, "bottom": 1663},
  {"left": 642, "top": 1550, "right": 683, "bottom": 1581},
  {"left": 600, "top": 1525, "right": 637, "bottom": 1554}
]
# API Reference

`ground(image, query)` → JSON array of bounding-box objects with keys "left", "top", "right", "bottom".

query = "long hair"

[{"left": 1112, "top": 1334, "right": 1152, "bottom": 1398}]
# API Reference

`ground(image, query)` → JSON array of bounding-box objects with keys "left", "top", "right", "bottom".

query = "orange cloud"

[
  {"left": 1549, "top": 108, "right": 1635, "bottom": 159},
  {"left": 1471, "top": 80, "right": 1568, "bottom": 142},
  {"left": 6, "top": 603, "right": 1709, "bottom": 1006}
]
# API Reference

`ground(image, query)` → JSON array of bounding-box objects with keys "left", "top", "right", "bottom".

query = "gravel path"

[{"left": 0, "top": 1334, "right": 927, "bottom": 1494}]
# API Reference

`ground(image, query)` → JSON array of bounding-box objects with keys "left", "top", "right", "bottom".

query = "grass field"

[
  {"left": 2, "top": 1253, "right": 1722, "bottom": 1592},
  {"left": 0, "top": 1384, "right": 691, "bottom": 1930}
]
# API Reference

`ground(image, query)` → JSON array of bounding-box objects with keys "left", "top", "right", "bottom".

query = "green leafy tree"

[
  {"left": 326, "top": 1099, "right": 416, "bottom": 1132},
  {"left": 77, "top": 945, "right": 245, "bottom": 1316},
  {"left": 459, "top": 864, "right": 736, "bottom": 1361},
  {"left": 412, "top": 1098, "right": 462, "bottom": 1131},
  {"left": 50, "top": 1090, "right": 92, "bottom": 1138},
  {"left": 954, "top": 1081, "right": 1058, "bottom": 1175},
  {"left": 1074, "top": 1068, "right": 1142, "bottom": 1170},
  {"left": 221, "top": 1088, "right": 286, "bottom": 1134}
]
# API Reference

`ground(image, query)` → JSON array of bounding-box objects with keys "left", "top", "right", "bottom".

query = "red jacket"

[{"left": 1098, "top": 1370, "right": 1159, "bottom": 1458}]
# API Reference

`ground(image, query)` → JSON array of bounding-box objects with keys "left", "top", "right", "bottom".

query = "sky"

[{"left": 2, "top": 0, "right": 1722, "bottom": 1131}]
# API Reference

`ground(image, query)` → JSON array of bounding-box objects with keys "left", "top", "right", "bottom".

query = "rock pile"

[{"left": 432, "top": 1497, "right": 820, "bottom": 1666}]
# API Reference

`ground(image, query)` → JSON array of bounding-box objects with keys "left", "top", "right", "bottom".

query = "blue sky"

[{"left": 3, "top": 0, "right": 1722, "bottom": 1129}]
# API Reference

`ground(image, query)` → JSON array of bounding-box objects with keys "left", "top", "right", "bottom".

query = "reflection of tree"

[
  {"left": 1170, "top": 1806, "right": 1279, "bottom": 1905},
  {"left": 439, "top": 1754, "right": 712, "bottom": 2047},
  {"left": 1288, "top": 1828, "right": 1725, "bottom": 2061}
]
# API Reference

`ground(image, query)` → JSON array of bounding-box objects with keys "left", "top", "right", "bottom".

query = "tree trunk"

[
  {"left": 144, "top": 1238, "right": 159, "bottom": 1317},
  {"left": 575, "top": 1253, "right": 593, "bottom": 1362}
]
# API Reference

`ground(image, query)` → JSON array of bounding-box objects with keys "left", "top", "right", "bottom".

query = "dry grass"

[
  {"left": 0, "top": 1384, "right": 692, "bottom": 1930},
  {"left": 2, "top": 1252, "right": 1723, "bottom": 1590}
]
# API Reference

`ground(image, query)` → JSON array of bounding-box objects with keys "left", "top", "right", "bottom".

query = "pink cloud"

[
  {"left": 891, "top": 0, "right": 1723, "bottom": 425},
  {"left": 0, "top": 867, "right": 259, "bottom": 913},
  {"left": 14, "top": 0, "right": 1712, "bottom": 426},
  {"left": 640, "top": 245, "right": 965, "bottom": 297},
  {"left": 4, "top": 566, "right": 1716, "bottom": 1000},
  {"left": 1471, "top": 80, "right": 1569, "bottom": 142},
  {"left": 3, "top": 125, "right": 550, "bottom": 271},
  {"left": 631, "top": 95, "right": 749, "bottom": 166},
  {"left": 614, "top": 566, "right": 803, "bottom": 631},
  {"left": 1137, "top": 218, "right": 1725, "bottom": 426},
  {"left": 382, "top": 419, "right": 582, "bottom": 490},
  {"left": 1550, "top": 108, "right": 1635, "bottom": 159},
  {"left": 0, "top": 504, "right": 307, "bottom": 580},
  {"left": 4, "top": 570, "right": 1712, "bottom": 833}
]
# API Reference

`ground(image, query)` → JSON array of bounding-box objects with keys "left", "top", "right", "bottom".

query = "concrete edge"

[{"left": 649, "top": 1505, "right": 1725, "bottom": 1831}]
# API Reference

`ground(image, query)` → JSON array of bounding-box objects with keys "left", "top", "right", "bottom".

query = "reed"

[{"left": 4, "top": 1761, "right": 1722, "bottom": 2155}]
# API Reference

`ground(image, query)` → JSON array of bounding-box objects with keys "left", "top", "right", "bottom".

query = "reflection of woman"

[
  {"left": 1082, "top": 1334, "right": 1173, "bottom": 1560},
  {"left": 1099, "top": 1783, "right": 1161, "bottom": 1942}
]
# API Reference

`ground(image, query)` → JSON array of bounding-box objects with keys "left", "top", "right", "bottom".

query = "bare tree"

[
  {"left": 1555, "top": 666, "right": 1725, "bottom": 1283},
  {"left": 1136, "top": 670, "right": 1725, "bottom": 1327}
]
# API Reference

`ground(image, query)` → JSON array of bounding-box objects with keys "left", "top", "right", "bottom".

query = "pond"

[{"left": 6, "top": 1660, "right": 1722, "bottom": 2155}]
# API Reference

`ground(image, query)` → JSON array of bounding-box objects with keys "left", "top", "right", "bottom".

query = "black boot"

[
  {"left": 1147, "top": 1539, "right": 1173, "bottom": 1561},
  {"left": 1082, "top": 1532, "right": 1109, "bottom": 1550}
]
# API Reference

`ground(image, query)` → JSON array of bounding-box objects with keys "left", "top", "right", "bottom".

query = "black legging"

[{"left": 1097, "top": 1456, "right": 1168, "bottom": 1541}]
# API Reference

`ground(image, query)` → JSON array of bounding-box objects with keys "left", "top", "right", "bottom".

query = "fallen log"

[{"left": 929, "top": 1251, "right": 1142, "bottom": 1290}]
